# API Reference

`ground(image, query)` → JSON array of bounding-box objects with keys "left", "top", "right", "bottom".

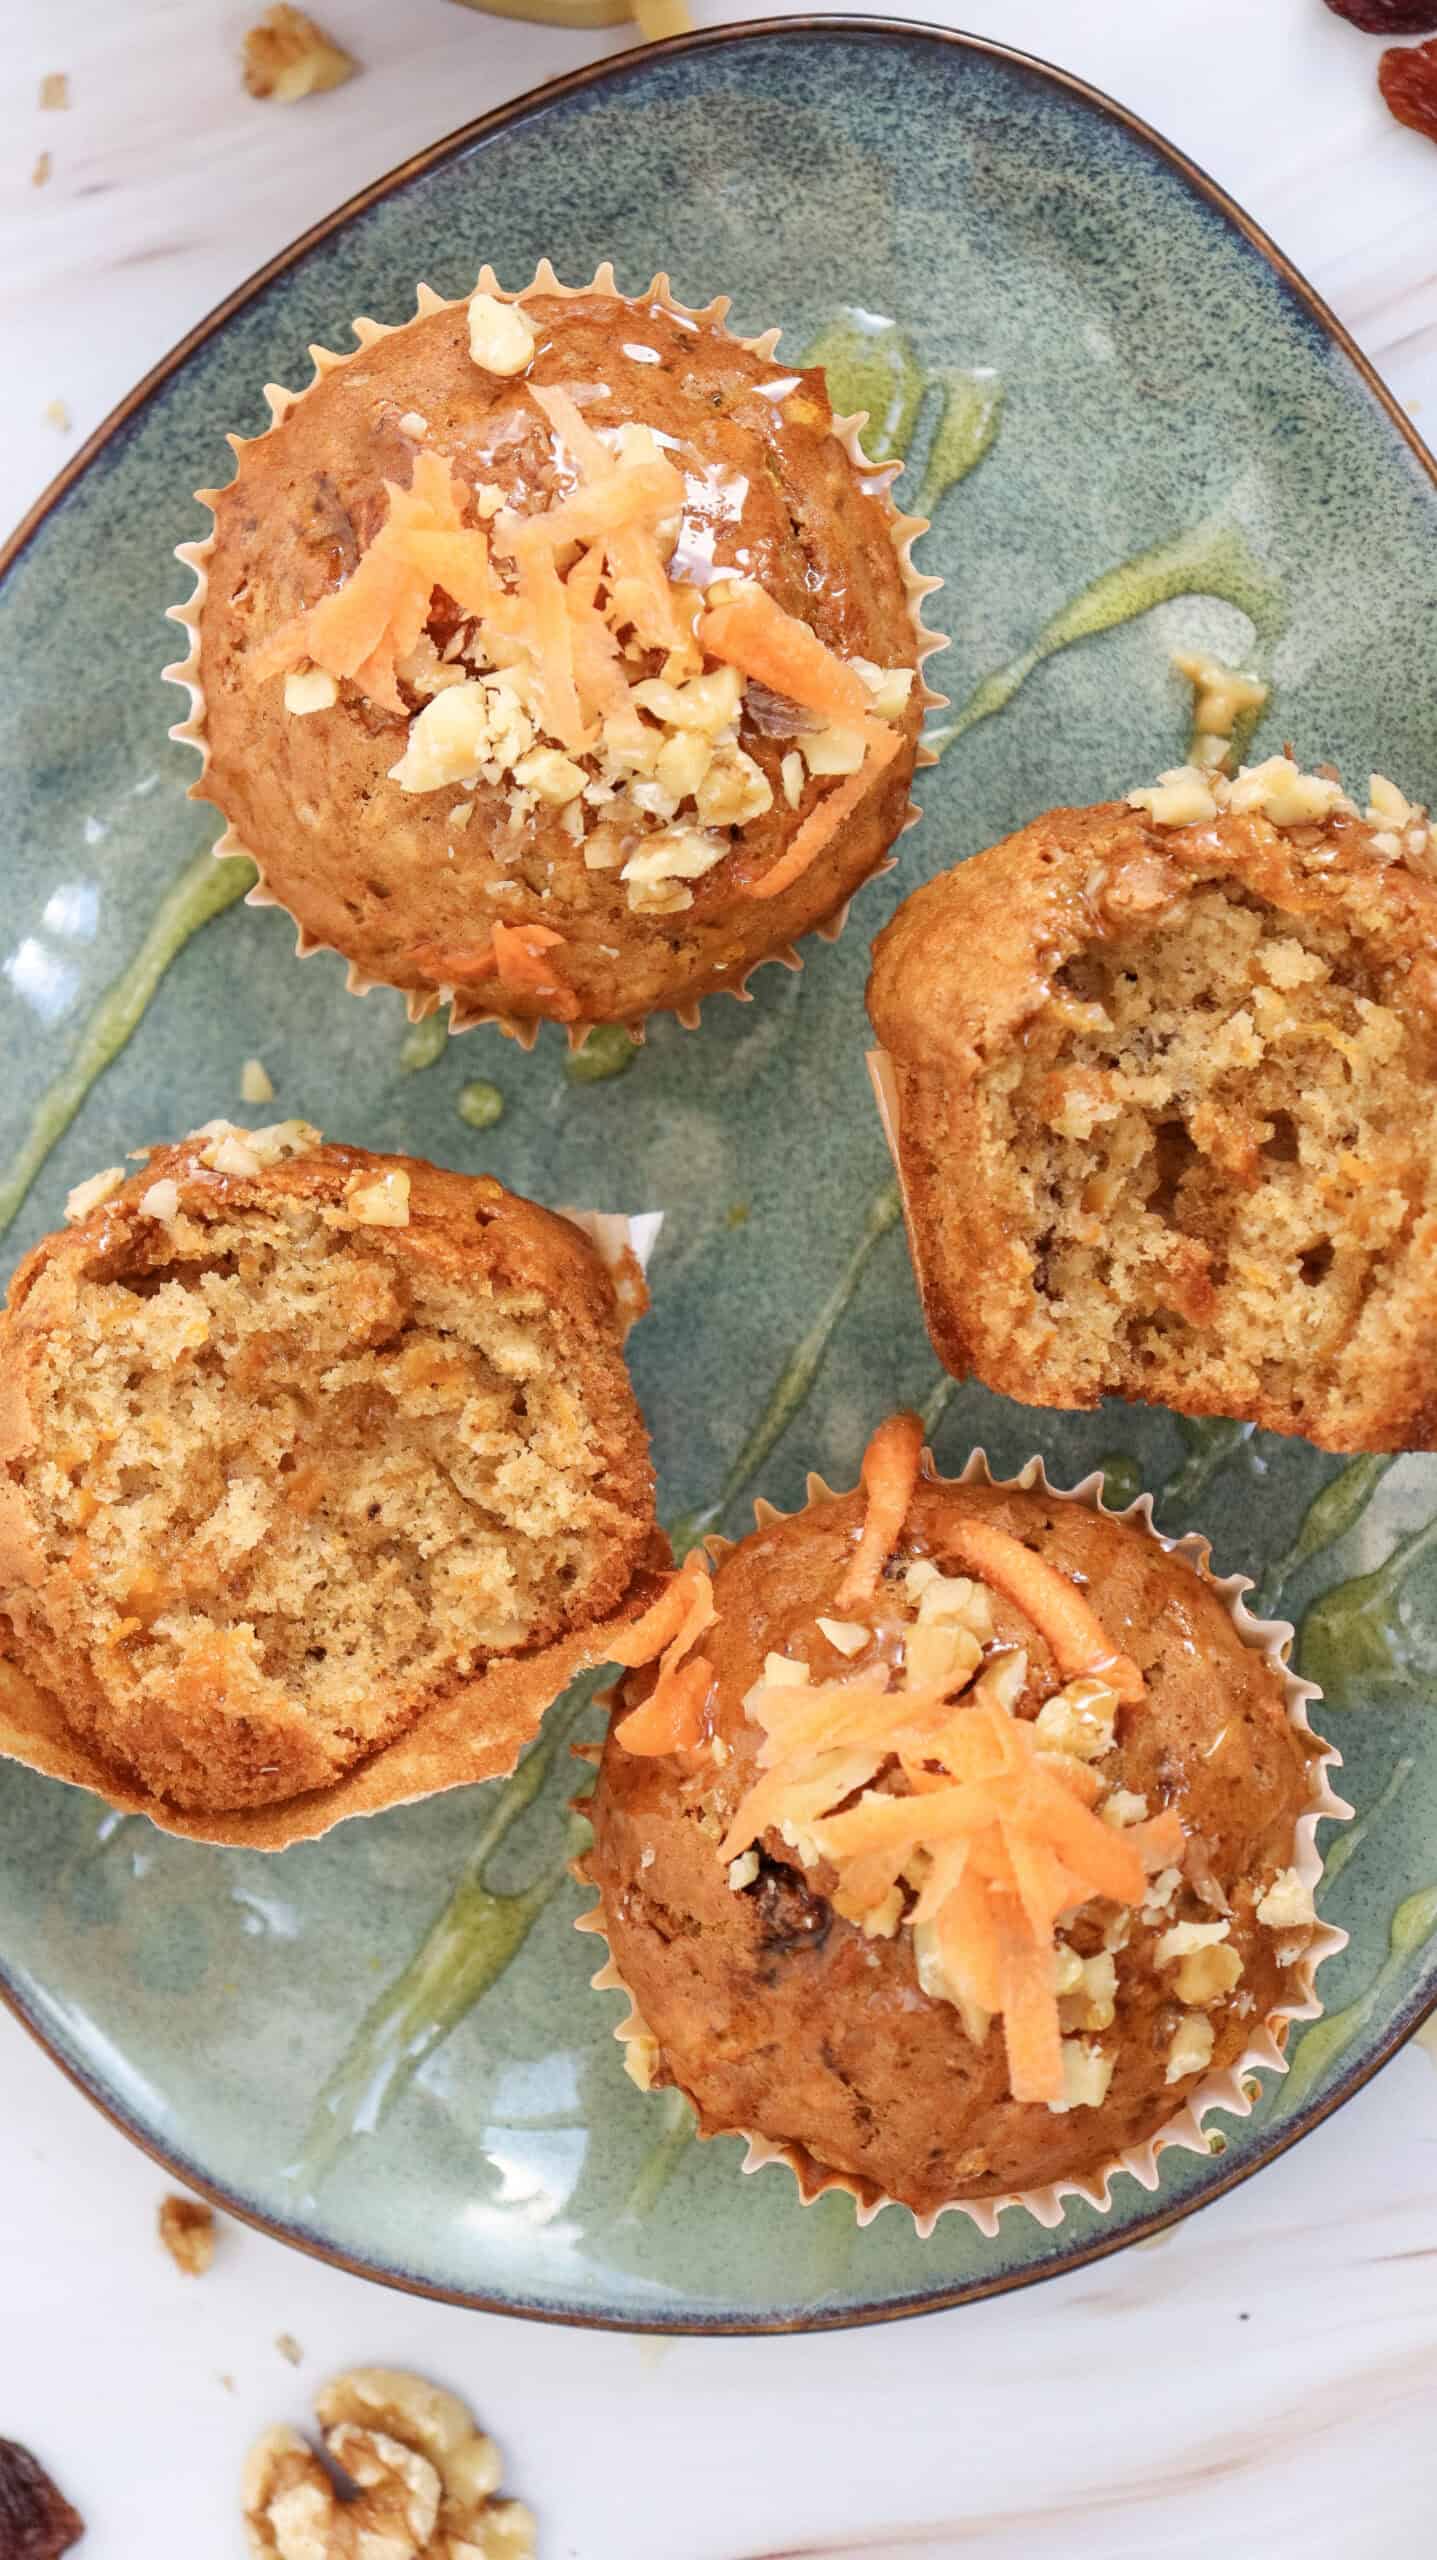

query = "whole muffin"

[
  {"left": 867, "top": 758, "right": 1437, "bottom": 1451},
  {"left": 0, "top": 1125, "right": 656, "bottom": 1817},
  {"left": 585, "top": 1416, "right": 1326, "bottom": 2217},
  {"left": 173, "top": 267, "right": 934, "bottom": 1036}
]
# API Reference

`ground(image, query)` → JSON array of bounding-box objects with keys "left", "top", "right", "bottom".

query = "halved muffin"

[
  {"left": 867, "top": 761, "right": 1437, "bottom": 1450},
  {"left": 172, "top": 268, "right": 937, "bottom": 1036},
  {"left": 0, "top": 1125, "right": 656, "bottom": 1819}
]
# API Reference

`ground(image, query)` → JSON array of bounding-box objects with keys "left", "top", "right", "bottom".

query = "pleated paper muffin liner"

[
  {"left": 577, "top": 1445, "right": 1347, "bottom": 2239},
  {"left": 0, "top": 1208, "right": 667, "bottom": 1851},
  {"left": 164, "top": 260, "right": 947, "bottom": 1048}
]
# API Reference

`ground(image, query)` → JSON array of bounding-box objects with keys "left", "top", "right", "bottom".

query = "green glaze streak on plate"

[
  {"left": 927, "top": 514, "right": 1287, "bottom": 762},
  {"left": 0, "top": 850, "right": 256, "bottom": 1241},
  {"left": 3, "top": 22, "right": 1437, "bottom": 2331},
  {"left": 919, "top": 370, "right": 1005, "bottom": 517},
  {"left": 1254, "top": 1455, "right": 1396, "bottom": 1619},
  {"left": 1298, "top": 1512, "right": 1437, "bottom": 1707},
  {"left": 803, "top": 310, "right": 927, "bottom": 464},
  {"left": 1278, "top": 1881, "right": 1437, "bottom": 2118},
  {"left": 565, "top": 1024, "right": 638, "bottom": 1085},
  {"left": 669, "top": 1178, "right": 902, "bottom": 1556},
  {"left": 299, "top": 1679, "right": 598, "bottom": 2191},
  {"left": 399, "top": 1012, "right": 450, "bottom": 1072}
]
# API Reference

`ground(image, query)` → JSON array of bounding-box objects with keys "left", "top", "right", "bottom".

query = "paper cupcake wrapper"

[
  {"left": 577, "top": 1445, "right": 1348, "bottom": 2239},
  {"left": 164, "top": 260, "right": 947, "bottom": 1046},
  {"left": 0, "top": 1208, "right": 668, "bottom": 1851}
]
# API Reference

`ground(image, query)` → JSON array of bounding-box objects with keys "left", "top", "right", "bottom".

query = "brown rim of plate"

[{"left": 1, "top": 15, "right": 1434, "bottom": 2334}]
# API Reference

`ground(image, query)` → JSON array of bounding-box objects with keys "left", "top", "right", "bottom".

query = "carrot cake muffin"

[
  {"left": 177, "top": 270, "right": 931, "bottom": 1035},
  {"left": 0, "top": 1126, "right": 655, "bottom": 1816},
  {"left": 867, "top": 760, "right": 1437, "bottom": 1451},
  {"left": 585, "top": 1414, "right": 1325, "bottom": 2214}
]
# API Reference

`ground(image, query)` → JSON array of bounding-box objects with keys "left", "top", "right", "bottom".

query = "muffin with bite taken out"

[
  {"left": 0, "top": 1124, "right": 659, "bottom": 1826},
  {"left": 866, "top": 757, "right": 1437, "bottom": 1450},
  {"left": 171, "top": 265, "right": 938, "bottom": 1040},
  {"left": 582, "top": 1413, "right": 1333, "bottom": 2220}
]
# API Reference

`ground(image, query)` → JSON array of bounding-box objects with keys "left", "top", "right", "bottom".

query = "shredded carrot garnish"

[
  {"left": 608, "top": 1552, "right": 715, "bottom": 1669},
  {"left": 529, "top": 381, "right": 615, "bottom": 482},
  {"left": 697, "top": 586, "right": 870, "bottom": 727},
  {"left": 743, "top": 721, "right": 902, "bottom": 901},
  {"left": 617, "top": 1652, "right": 713, "bottom": 1757},
  {"left": 836, "top": 1410, "right": 924, "bottom": 1610},
  {"left": 407, "top": 922, "right": 579, "bottom": 1018},
  {"left": 939, "top": 1520, "right": 1145, "bottom": 1702},
  {"left": 490, "top": 921, "right": 579, "bottom": 1018},
  {"left": 509, "top": 528, "right": 587, "bottom": 751},
  {"left": 614, "top": 1552, "right": 718, "bottom": 1758},
  {"left": 717, "top": 1524, "right": 1176, "bottom": 2106}
]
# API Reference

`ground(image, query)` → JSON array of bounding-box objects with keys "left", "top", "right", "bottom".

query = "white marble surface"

[{"left": 3, "top": 2, "right": 1437, "bottom": 2552}]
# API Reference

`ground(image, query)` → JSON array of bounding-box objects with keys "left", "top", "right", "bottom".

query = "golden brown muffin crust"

[
  {"left": 196, "top": 289, "right": 924, "bottom": 1026},
  {"left": 867, "top": 795, "right": 1437, "bottom": 1450},
  {"left": 588, "top": 1478, "right": 1317, "bottom": 2213},
  {"left": 0, "top": 1134, "right": 655, "bottom": 1814}
]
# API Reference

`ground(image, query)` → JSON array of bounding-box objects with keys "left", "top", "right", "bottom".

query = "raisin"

[
  {"left": 1379, "top": 33, "right": 1437, "bottom": 135},
  {"left": 0, "top": 2441, "right": 84, "bottom": 2560},
  {"left": 1324, "top": 0, "right": 1437, "bottom": 30}
]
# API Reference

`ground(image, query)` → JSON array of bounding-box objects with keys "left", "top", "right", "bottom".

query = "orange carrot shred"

[
  {"left": 697, "top": 586, "right": 870, "bottom": 727},
  {"left": 836, "top": 1409, "right": 924, "bottom": 1610},
  {"left": 608, "top": 1554, "right": 714, "bottom": 1670},
  {"left": 742, "top": 721, "right": 903, "bottom": 902},
  {"left": 490, "top": 921, "right": 579, "bottom": 1019},
  {"left": 617, "top": 1653, "right": 713, "bottom": 1757},
  {"left": 999, "top": 1917, "right": 1065, "bottom": 2106},
  {"left": 940, "top": 1519, "right": 1146, "bottom": 1703}
]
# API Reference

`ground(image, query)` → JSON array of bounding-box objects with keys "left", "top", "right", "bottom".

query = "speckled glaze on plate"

[{"left": 1, "top": 19, "right": 1435, "bottom": 2334}]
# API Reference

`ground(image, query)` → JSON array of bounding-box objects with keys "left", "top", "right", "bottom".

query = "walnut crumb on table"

[
  {"left": 243, "top": 2368, "right": 536, "bottom": 2558},
  {"left": 38, "top": 72, "right": 69, "bottom": 109},
  {"left": 242, "top": 7, "right": 358, "bottom": 101},
  {"left": 158, "top": 2193, "right": 216, "bottom": 2276}
]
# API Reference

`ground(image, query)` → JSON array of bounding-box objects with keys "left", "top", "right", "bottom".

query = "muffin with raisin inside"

[{"left": 583, "top": 1414, "right": 1331, "bottom": 2219}]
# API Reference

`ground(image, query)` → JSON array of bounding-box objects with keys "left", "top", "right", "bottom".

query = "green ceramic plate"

[{"left": 2, "top": 18, "right": 1436, "bottom": 2332}]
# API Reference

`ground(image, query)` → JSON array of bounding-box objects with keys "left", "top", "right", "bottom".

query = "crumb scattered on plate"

[
  {"left": 275, "top": 2331, "right": 304, "bottom": 2365},
  {"left": 38, "top": 73, "right": 69, "bottom": 110},
  {"left": 43, "top": 399, "right": 71, "bottom": 434},
  {"left": 243, "top": 6, "right": 358, "bottom": 101},
  {"left": 32, "top": 150, "right": 52, "bottom": 187}
]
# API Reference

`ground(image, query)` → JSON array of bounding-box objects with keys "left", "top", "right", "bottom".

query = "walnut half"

[{"left": 242, "top": 2369, "right": 535, "bottom": 2559}]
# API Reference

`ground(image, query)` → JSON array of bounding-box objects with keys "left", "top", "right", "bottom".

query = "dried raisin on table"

[
  {"left": 1379, "top": 34, "right": 1437, "bottom": 136},
  {"left": 1324, "top": 1, "right": 1437, "bottom": 32},
  {"left": 0, "top": 2441, "right": 84, "bottom": 2560}
]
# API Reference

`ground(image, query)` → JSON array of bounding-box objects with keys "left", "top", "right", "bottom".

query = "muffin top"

[
  {"left": 866, "top": 759, "right": 1437, "bottom": 1450},
  {"left": 192, "top": 276, "right": 927, "bottom": 1032},
  {"left": 0, "top": 1126, "right": 655, "bottom": 1815},
  {"left": 587, "top": 1416, "right": 1321, "bottom": 2212}
]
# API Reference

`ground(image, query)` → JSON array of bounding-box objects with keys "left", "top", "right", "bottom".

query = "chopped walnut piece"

[
  {"left": 242, "top": 6, "right": 357, "bottom": 102},
  {"left": 468, "top": 292, "right": 537, "bottom": 381},
  {"left": 345, "top": 1169, "right": 411, "bottom": 1228},
  {"left": 158, "top": 2193, "right": 216, "bottom": 2276},
  {"left": 0, "top": 2439, "right": 84, "bottom": 2558},
  {"left": 241, "top": 1058, "right": 276, "bottom": 1105},
  {"left": 64, "top": 1166, "right": 124, "bottom": 1223},
  {"left": 243, "top": 2369, "right": 530, "bottom": 2559}
]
